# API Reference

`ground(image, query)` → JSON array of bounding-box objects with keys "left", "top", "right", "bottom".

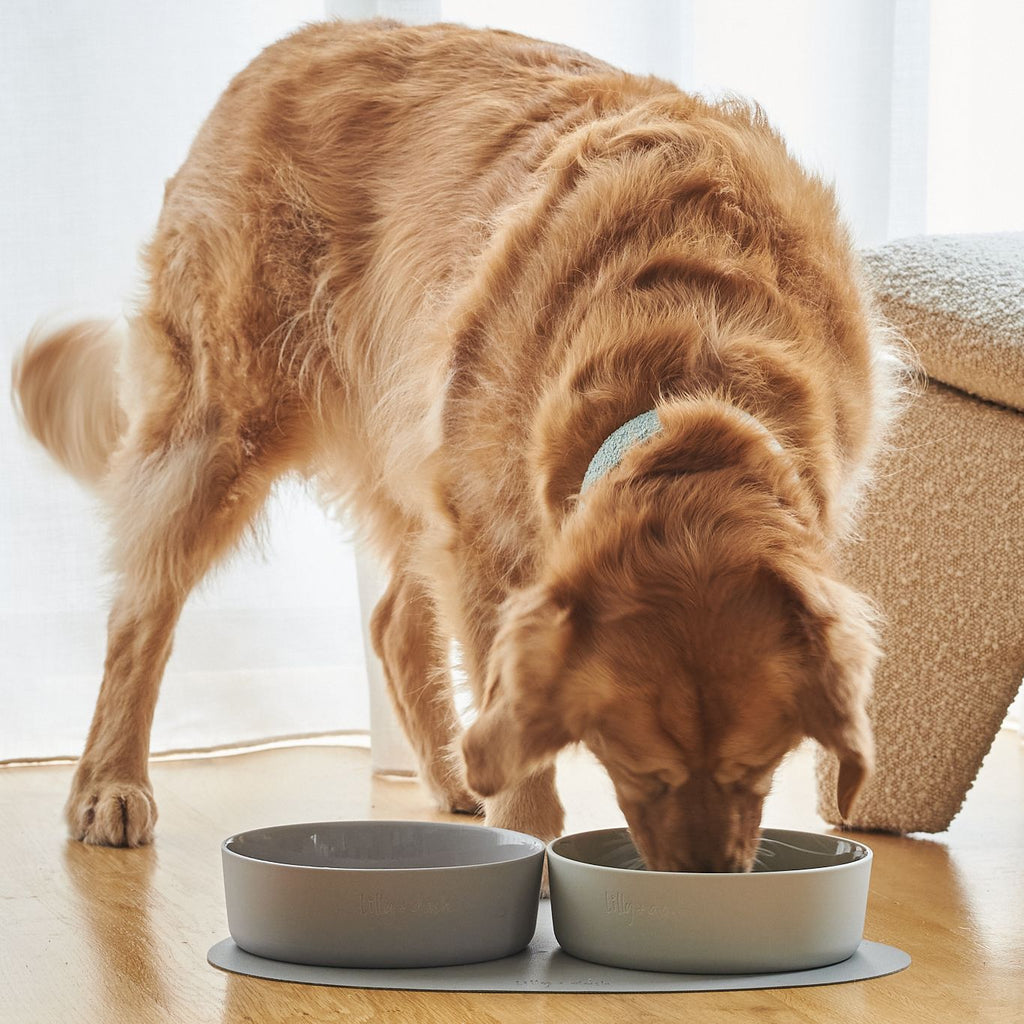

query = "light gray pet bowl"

[
  {"left": 548, "top": 827, "right": 872, "bottom": 974},
  {"left": 222, "top": 820, "right": 545, "bottom": 968}
]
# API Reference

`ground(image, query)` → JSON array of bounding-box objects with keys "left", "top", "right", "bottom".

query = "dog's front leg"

[
  {"left": 459, "top": 587, "right": 570, "bottom": 845},
  {"left": 483, "top": 764, "right": 564, "bottom": 898},
  {"left": 482, "top": 763, "right": 565, "bottom": 845},
  {"left": 370, "top": 567, "right": 481, "bottom": 814}
]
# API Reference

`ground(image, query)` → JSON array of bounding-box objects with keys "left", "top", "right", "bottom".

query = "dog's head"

[{"left": 461, "top": 481, "right": 877, "bottom": 872}]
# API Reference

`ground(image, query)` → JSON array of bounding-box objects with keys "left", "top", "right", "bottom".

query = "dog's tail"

[{"left": 12, "top": 317, "right": 127, "bottom": 486}]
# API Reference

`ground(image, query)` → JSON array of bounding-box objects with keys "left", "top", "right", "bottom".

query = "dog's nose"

[
  {"left": 648, "top": 852, "right": 732, "bottom": 872},
  {"left": 693, "top": 855, "right": 737, "bottom": 873},
  {"left": 686, "top": 848, "right": 753, "bottom": 873}
]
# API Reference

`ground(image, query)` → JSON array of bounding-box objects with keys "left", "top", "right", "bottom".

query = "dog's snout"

[
  {"left": 630, "top": 798, "right": 762, "bottom": 874},
  {"left": 710, "top": 849, "right": 755, "bottom": 873},
  {"left": 694, "top": 854, "right": 745, "bottom": 873},
  {"left": 650, "top": 850, "right": 751, "bottom": 873}
]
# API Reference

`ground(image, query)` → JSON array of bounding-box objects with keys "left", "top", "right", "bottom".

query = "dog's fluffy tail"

[{"left": 12, "top": 317, "right": 127, "bottom": 486}]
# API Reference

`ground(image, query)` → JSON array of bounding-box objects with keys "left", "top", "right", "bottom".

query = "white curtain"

[
  {"left": 435, "top": 0, "right": 1024, "bottom": 243},
  {"left": 1, "top": 1, "right": 370, "bottom": 761},
  {"left": 4, "top": 1, "right": 1020, "bottom": 762}
]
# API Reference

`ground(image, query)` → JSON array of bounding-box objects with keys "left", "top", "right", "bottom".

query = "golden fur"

[{"left": 13, "top": 20, "right": 906, "bottom": 868}]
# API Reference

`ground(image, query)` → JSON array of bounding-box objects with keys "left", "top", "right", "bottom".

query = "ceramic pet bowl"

[
  {"left": 222, "top": 820, "right": 545, "bottom": 968},
  {"left": 548, "top": 827, "right": 872, "bottom": 974}
]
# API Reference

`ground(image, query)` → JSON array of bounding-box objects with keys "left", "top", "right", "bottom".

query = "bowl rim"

[
  {"left": 547, "top": 825, "right": 872, "bottom": 878},
  {"left": 222, "top": 818, "right": 546, "bottom": 873}
]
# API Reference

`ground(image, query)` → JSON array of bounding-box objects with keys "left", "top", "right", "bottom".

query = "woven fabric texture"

[
  {"left": 862, "top": 233, "right": 1024, "bottom": 412},
  {"left": 817, "top": 233, "right": 1024, "bottom": 833}
]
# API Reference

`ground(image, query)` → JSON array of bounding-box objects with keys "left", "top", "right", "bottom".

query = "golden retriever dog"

[{"left": 13, "top": 20, "right": 905, "bottom": 869}]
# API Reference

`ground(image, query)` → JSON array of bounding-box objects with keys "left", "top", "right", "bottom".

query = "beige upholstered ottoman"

[{"left": 816, "top": 233, "right": 1024, "bottom": 834}]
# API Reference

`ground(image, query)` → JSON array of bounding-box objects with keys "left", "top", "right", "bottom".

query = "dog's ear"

[
  {"left": 777, "top": 563, "right": 879, "bottom": 821},
  {"left": 461, "top": 585, "right": 581, "bottom": 798}
]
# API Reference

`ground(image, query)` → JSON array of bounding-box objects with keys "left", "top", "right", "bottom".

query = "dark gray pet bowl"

[{"left": 222, "top": 820, "right": 545, "bottom": 968}]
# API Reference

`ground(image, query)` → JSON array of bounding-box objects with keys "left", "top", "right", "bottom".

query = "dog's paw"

[
  {"left": 65, "top": 778, "right": 157, "bottom": 847},
  {"left": 434, "top": 780, "right": 484, "bottom": 816},
  {"left": 424, "top": 754, "right": 484, "bottom": 815}
]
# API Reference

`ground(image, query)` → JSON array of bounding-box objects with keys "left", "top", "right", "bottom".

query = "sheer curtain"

[
  {"left": 433, "top": 0, "right": 1024, "bottom": 241},
  {"left": 1, "top": 1, "right": 369, "bottom": 761},
  {"left": 4, "top": 1, "right": 1020, "bottom": 763}
]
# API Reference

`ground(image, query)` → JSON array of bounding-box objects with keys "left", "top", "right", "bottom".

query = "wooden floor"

[{"left": 3, "top": 731, "right": 1022, "bottom": 1023}]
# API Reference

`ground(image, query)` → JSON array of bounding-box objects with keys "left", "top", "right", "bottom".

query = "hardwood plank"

[{"left": 2, "top": 732, "right": 1021, "bottom": 1023}]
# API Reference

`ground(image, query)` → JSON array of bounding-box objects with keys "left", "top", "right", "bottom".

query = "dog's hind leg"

[
  {"left": 65, "top": 388, "right": 290, "bottom": 846},
  {"left": 370, "top": 565, "right": 481, "bottom": 814}
]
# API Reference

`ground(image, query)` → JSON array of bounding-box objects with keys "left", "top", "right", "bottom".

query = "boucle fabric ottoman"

[{"left": 816, "top": 233, "right": 1024, "bottom": 833}]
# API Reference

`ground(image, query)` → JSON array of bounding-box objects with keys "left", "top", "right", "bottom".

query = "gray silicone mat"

[{"left": 208, "top": 901, "right": 911, "bottom": 993}]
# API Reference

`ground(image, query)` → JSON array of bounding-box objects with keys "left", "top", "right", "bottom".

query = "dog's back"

[{"left": 16, "top": 20, "right": 888, "bottom": 549}]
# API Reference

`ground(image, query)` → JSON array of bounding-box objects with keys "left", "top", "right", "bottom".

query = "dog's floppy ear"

[
  {"left": 777, "top": 563, "right": 879, "bottom": 821},
  {"left": 461, "top": 585, "right": 580, "bottom": 798}
]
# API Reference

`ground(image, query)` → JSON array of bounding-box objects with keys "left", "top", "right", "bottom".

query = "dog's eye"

[
  {"left": 744, "top": 768, "right": 774, "bottom": 796},
  {"left": 645, "top": 777, "right": 669, "bottom": 799},
  {"left": 616, "top": 769, "right": 672, "bottom": 801},
  {"left": 655, "top": 765, "right": 689, "bottom": 789},
  {"left": 714, "top": 763, "right": 771, "bottom": 793},
  {"left": 713, "top": 764, "right": 744, "bottom": 786},
  {"left": 631, "top": 765, "right": 688, "bottom": 799}
]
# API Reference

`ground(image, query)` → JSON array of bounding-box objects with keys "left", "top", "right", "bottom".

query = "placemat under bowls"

[{"left": 208, "top": 900, "right": 910, "bottom": 992}]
